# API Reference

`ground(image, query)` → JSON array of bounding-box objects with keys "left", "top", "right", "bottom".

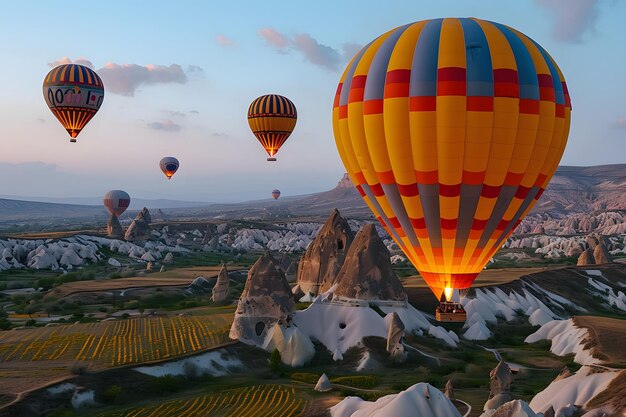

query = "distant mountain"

[
  {"left": 0, "top": 196, "right": 211, "bottom": 210},
  {"left": 0, "top": 198, "right": 106, "bottom": 222},
  {"left": 0, "top": 164, "right": 623, "bottom": 226},
  {"left": 531, "top": 164, "right": 626, "bottom": 215}
]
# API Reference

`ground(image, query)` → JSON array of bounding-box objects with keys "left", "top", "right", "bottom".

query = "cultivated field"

[
  {"left": 45, "top": 266, "right": 232, "bottom": 299},
  {"left": 96, "top": 384, "right": 306, "bottom": 417},
  {"left": 0, "top": 308, "right": 234, "bottom": 398}
]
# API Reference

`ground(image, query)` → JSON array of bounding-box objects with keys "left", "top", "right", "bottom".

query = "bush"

[
  {"left": 270, "top": 348, "right": 282, "bottom": 373},
  {"left": 102, "top": 385, "right": 122, "bottom": 404},
  {"left": 290, "top": 372, "right": 319, "bottom": 384},
  {"left": 147, "top": 375, "right": 184, "bottom": 395},
  {"left": 330, "top": 375, "right": 381, "bottom": 389}
]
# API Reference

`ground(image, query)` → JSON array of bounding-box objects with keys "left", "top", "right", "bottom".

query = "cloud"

[
  {"left": 147, "top": 120, "right": 182, "bottom": 132},
  {"left": 189, "top": 110, "right": 199, "bottom": 115},
  {"left": 258, "top": 27, "right": 290, "bottom": 52},
  {"left": 36, "top": 118, "right": 46, "bottom": 124},
  {"left": 164, "top": 110, "right": 186, "bottom": 118},
  {"left": 216, "top": 34, "right": 236, "bottom": 47},
  {"left": 259, "top": 28, "right": 358, "bottom": 71},
  {"left": 292, "top": 34, "right": 342, "bottom": 70},
  {"left": 342, "top": 43, "right": 363, "bottom": 60},
  {"left": 211, "top": 132, "right": 229, "bottom": 137},
  {"left": 613, "top": 117, "right": 626, "bottom": 129},
  {"left": 47, "top": 57, "right": 94, "bottom": 69},
  {"left": 47, "top": 58, "right": 200, "bottom": 96},
  {"left": 98, "top": 63, "right": 188, "bottom": 96},
  {"left": 535, "top": 0, "right": 602, "bottom": 42}
]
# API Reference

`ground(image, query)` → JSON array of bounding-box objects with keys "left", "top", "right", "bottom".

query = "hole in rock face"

[
  {"left": 339, "top": 322, "right": 346, "bottom": 329},
  {"left": 255, "top": 321, "right": 265, "bottom": 336},
  {"left": 337, "top": 239, "right": 344, "bottom": 250}
]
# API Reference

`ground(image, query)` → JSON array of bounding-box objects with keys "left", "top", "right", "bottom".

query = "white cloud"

[
  {"left": 613, "top": 117, "right": 626, "bottom": 129},
  {"left": 258, "top": 27, "right": 360, "bottom": 71},
  {"left": 147, "top": 119, "right": 182, "bottom": 132},
  {"left": 47, "top": 57, "right": 94, "bottom": 69},
  {"left": 216, "top": 34, "right": 236, "bottom": 47},
  {"left": 535, "top": 0, "right": 602, "bottom": 42},
  {"left": 98, "top": 63, "right": 188, "bottom": 96}
]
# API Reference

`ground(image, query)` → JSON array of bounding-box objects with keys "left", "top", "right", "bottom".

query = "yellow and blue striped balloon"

[
  {"left": 332, "top": 18, "right": 571, "bottom": 300},
  {"left": 248, "top": 94, "right": 297, "bottom": 161},
  {"left": 43, "top": 64, "right": 105, "bottom": 142}
]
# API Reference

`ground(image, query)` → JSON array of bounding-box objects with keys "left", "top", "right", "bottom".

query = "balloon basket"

[
  {"left": 435, "top": 302, "right": 466, "bottom": 322},
  {"left": 267, "top": 157, "right": 277, "bottom": 161}
]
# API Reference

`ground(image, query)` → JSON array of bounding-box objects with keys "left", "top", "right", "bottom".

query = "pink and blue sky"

[{"left": 0, "top": 0, "right": 624, "bottom": 202}]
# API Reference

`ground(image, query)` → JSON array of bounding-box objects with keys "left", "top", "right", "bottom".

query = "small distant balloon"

[
  {"left": 247, "top": 94, "right": 297, "bottom": 161},
  {"left": 103, "top": 190, "right": 130, "bottom": 217},
  {"left": 159, "top": 157, "right": 179, "bottom": 180},
  {"left": 271, "top": 189, "right": 281, "bottom": 200},
  {"left": 43, "top": 64, "right": 104, "bottom": 143}
]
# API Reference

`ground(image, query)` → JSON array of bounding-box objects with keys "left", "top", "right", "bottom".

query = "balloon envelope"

[
  {"left": 332, "top": 18, "right": 571, "bottom": 300},
  {"left": 159, "top": 157, "right": 180, "bottom": 179},
  {"left": 247, "top": 94, "right": 297, "bottom": 160},
  {"left": 271, "top": 189, "right": 281, "bottom": 200},
  {"left": 43, "top": 64, "right": 104, "bottom": 142},
  {"left": 103, "top": 190, "right": 131, "bottom": 217}
]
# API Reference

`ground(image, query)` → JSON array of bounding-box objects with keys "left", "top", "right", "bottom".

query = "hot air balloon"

[
  {"left": 159, "top": 157, "right": 180, "bottom": 180},
  {"left": 43, "top": 64, "right": 105, "bottom": 142},
  {"left": 272, "top": 189, "right": 281, "bottom": 200},
  {"left": 247, "top": 94, "right": 297, "bottom": 161},
  {"left": 332, "top": 18, "right": 571, "bottom": 321},
  {"left": 103, "top": 190, "right": 131, "bottom": 217}
]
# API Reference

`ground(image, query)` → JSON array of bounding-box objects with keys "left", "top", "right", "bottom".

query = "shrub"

[
  {"left": 102, "top": 385, "right": 122, "bottom": 404},
  {"left": 330, "top": 375, "right": 381, "bottom": 389}
]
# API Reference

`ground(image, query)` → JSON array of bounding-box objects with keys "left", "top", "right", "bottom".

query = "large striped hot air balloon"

[
  {"left": 271, "top": 189, "right": 281, "bottom": 200},
  {"left": 332, "top": 18, "right": 571, "bottom": 319},
  {"left": 159, "top": 157, "right": 180, "bottom": 180},
  {"left": 43, "top": 64, "right": 105, "bottom": 142},
  {"left": 103, "top": 190, "right": 131, "bottom": 217},
  {"left": 247, "top": 94, "right": 297, "bottom": 161}
]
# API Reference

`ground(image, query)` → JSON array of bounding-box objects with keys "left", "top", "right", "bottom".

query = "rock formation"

[
  {"left": 554, "top": 366, "right": 573, "bottom": 381},
  {"left": 124, "top": 207, "right": 152, "bottom": 241},
  {"left": 490, "top": 400, "right": 539, "bottom": 417},
  {"left": 386, "top": 312, "right": 406, "bottom": 363},
  {"left": 333, "top": 223, "right": 406, "bottom": 302},
  {"left": 315, "top": 373, "right": 332, "bottom": 392},
  {"left": 162, "top": 252, "right": 174, "bottom": 265},
  {"left": 444, "top": 379, "right": 455, "bottom": 401},
  {"left": 577, "top": 234, "right": 612, "bottom": 266},
  {"left": 107, "top": 214, "right": 123, "bottom": 238},
  {"left": 593, "top": 243, "right": 612, "bottom": 264},
  {"left": 202, "top": 225, "right": 216, "bottom": 245},
  {"left": 229, "top": 254, "right": 295, "bottom": 346},
  {"left": 279, "top": 253, "right": 292, "bottom": 271},
  {"left": 187, "top": 276, "right": 216, "bottom": 294},
  {"left": 577, "top": 248, "right": 596, "bottom": 266},
  {"left": 296, "top": 209, "right": 354, "bottom": 296},
  {"left": 262, "top": 323, "right": 315, "bottom": 367},
  {"left": 211, "top": 264, "right": 229, "bottom": 302},
  {"left": 484, "top": 361, "right": 513, "bottom": 411}
]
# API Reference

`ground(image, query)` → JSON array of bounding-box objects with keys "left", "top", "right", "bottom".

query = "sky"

[{"left": 0, "top": 0, "right": 624, "bottom": 203}]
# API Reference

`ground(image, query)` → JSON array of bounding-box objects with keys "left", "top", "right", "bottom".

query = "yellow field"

[
  {"left": 97, "top": 384, "right": 305, "bottom": 417},
  {"left": 0, "top": 308, "right": 234, "bottom": 398},
  {"left": 0, "top": 312, "right": 232, "bottom": 368}
]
